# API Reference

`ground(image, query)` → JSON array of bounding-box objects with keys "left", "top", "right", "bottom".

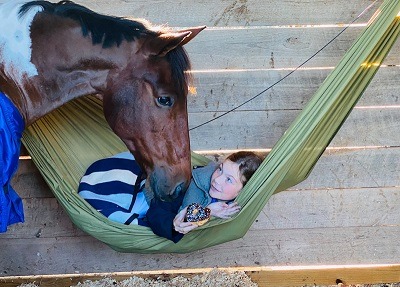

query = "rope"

[{"left": 189, "top": 0, "right": 379, "bottom": 131}]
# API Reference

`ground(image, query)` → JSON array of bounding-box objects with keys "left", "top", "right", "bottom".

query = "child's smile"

[{"left": 209, "top": 159, "right": 243, "bottom": 201}]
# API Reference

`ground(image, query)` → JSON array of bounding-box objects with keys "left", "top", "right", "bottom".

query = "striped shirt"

[{"left": 78, "top": 152, "right": 148, "bottom": 225}]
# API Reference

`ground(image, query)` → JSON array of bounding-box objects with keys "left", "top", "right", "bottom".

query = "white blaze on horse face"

[{"left": 0, "top": 0, "right": 42, "bottom": 80}]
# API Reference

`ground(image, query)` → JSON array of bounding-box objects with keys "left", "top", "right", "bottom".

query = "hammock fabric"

[{"left": 22, "top": 0, "right": 400, "bottom": 253}]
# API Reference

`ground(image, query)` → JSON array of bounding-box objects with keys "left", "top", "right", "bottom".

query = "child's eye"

[{"left": 226, "top": 177, "right": 233, "bottom": 184}]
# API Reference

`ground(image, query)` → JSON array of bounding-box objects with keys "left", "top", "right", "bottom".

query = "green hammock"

[{"left": 22, "top": 0, "right": 400, "bottom": 253}]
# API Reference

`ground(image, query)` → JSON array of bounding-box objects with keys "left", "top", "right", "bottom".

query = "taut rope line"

[{"left": 189, "top": 0, "right": 379, "bottom": 131}]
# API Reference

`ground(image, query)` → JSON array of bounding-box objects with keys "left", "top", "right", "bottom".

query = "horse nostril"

[
  {"left": 175, "top": 184, "right": 182, "bottom": 194},
  {"left": 173, "top": 182, "right": 186, "bottom": 197}
]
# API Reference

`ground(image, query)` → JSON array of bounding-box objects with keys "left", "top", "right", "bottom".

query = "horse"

[{"left": 0, "top": 0, "right": 205, "bottom": 209}]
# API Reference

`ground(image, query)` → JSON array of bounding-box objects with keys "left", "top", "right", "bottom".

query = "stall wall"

[{"left": 1, "top": 0, "right": 399, "bottom": 276}]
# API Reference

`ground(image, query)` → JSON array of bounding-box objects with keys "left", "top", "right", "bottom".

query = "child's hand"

[
  {"left": 207, "top": 202, "right": 241, "bottom": 219},
  {"left": 173, "top": 207, "right": 198, "bottom": 234}
]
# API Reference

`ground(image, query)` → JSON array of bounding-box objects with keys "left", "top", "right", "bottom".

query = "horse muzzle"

[{"left": 149, "top": 167, "right": 190, "bottom": 202}]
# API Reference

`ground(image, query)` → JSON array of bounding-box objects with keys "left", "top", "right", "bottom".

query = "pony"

[{"left": 0, "top": 0, "right": 205, "bottom": 203}]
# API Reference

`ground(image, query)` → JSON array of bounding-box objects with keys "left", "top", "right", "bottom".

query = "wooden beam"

[{"left": 1, "top": 264, "right": 400, "bottom": 287}]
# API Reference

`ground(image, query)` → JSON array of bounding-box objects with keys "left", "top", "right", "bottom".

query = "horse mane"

[
  {"left": 19, "top": 0, "right": 156, "bottom": 48},
  {"left": 19, "top": 0, "right": 192, "bottom": 98}
]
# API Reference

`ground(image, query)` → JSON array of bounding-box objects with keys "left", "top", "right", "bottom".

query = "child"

[
  {"left": 145, "top": 151, "right": 263, "bottom": 241},
  {"left": 78, "top": 151, "right": 263, "bottom": 242}
]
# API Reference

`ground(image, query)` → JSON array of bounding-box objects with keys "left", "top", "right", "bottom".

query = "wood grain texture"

[
  {"left": 2, "top": 226, "right": 400, "bottom": 276},
  {"left": 0, "top": 0, "right": 381, "bottom": 27},
  {"left": 188, "top": 66, "right": 400, "bottom": 113},
  {"left": 189, "top": 109, "right": 400, "bottom": 150}
]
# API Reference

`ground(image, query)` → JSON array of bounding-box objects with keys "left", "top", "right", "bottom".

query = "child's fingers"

[
  {"left": 174, "top": 222, "right": 197, "bottom": 234},
  {"left": 178, "top": 221, "right": 194, "bottom": 228},
  {"left": 184, "top": 224, "right": 198, "bottom": 234},
  {"left": 228, "top": 202, "right": 240, "bottom": 208},
  {"left": 173, "top": 216, "right": 194, "bottom": 231},
  {"left": 227, "top": 204, "right": 241, "bottom": 212},
  {"left": 219, "top": 205, "right": 241, "bottom": 218}
]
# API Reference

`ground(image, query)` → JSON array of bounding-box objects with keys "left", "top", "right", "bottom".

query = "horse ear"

[
  {"left": 143, "top": 26, "right": 206, "bottom": 57},
  {"left": 177, "top": 26, "right": 206, "bottom": 46}
]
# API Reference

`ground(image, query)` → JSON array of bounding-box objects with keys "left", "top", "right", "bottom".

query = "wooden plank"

[
  {"left": 11, "top": 159, "right": 53, "bottom": 199},
  {"left": 293, "top": 147, "right": 400, "bottom": 190},
  {"left": 185, "top": 27, "right": 399, "bottom": 70},
  {"left": 0, "top": 197, "right": 85, "bottom": 239},
  {"left": 254, "top": 187, "right": 400, "bottom": 230},
  {"left": 0, "top": 0, "right": 379, "bottom": 27},
  {"left": 222, "top": 226, "right": 400, "bottom": 267},
  {"left": 251, "top": 264, "right": 400, "bottom": 287},
  {"left": 184, "top": 27, "right": 400, "bottom": 71},
  {"left": 1, "top": 226, "right": 400, "bottom": 276},
  {"left": 189, "top": 108, "right": 400, "bottom": 150},
  {"left": 1, "top": 264, "right": 400, "bottom": 287},
  {"left": 188, "top": 66, "right": 400, "bottom": 113}
]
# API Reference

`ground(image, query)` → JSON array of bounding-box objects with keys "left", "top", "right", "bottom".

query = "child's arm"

[{"left": 206, "top": 201, "right": 241, "bottom": 219}]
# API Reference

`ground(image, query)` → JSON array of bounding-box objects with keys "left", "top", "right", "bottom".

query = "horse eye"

[{"left": 156, "top": 96, "right": 174, "bottom": 107}]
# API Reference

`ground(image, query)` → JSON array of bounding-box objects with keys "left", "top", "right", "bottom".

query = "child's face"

[{"left": 209, "top": 159, "right": 243, "bottom": 201}]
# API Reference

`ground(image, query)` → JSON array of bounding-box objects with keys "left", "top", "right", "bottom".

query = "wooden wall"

[{"left": 1, "top": 0, "right": 400, "bottom": 278}]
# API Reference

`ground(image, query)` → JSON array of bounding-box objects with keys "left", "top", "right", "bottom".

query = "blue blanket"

[
  {"left": 0, "top": 91, "right": 25, "bottom": 232},
  {"left": 78, "top": 152, "right": 148, "bottom": 225}
]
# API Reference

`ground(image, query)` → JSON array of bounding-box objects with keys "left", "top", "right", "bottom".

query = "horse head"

[{"left": 102, "top": 27, "right": 205, "bottom": 201}]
